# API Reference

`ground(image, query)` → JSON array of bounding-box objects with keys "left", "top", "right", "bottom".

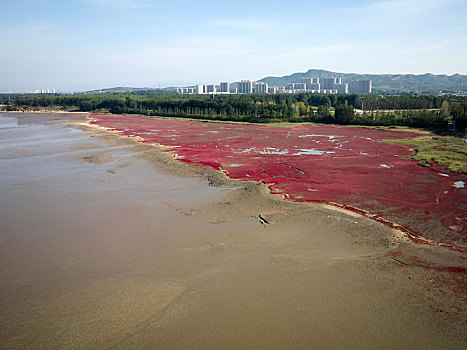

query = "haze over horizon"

[{"left": 1, "top": 0, "right": 466, "bottom": 92}]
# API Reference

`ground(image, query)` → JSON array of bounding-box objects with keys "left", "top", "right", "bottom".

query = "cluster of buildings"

[
  {"left": 285, "top": 78, "right": 372, "bottom": 94},
  {"left": 34, "top": 89, "right": 56, "bottom": 94},
  {"left": 175, "top": 77, "right": 372, "bottom": 95},
  {"left": 175, "top": 82, "right": 241, "bottom": 95}
]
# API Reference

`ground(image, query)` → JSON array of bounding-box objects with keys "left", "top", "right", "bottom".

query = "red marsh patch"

[{"left": 91, "top": 114, "right": 467, "bottom": 251}]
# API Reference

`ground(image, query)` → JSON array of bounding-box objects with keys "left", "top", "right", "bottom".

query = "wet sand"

[
  {"left": 0, "top": 112, "right": 465, "bottom": 349},
  {"left": 90, "top": 113, "right": 467, "bottom": 249}
]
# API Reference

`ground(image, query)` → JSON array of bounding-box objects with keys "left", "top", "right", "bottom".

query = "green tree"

[
  {"left": 451, "top": 102, "right": 467, "bottom": 131},
  {"left": 317, "top": 105, "right": 331, "bottom": 121},
  {"left": 334, "top": 102, "right": 355, "bottom": 124}
]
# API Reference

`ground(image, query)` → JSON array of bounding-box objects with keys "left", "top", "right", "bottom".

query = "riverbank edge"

[{"left": 75, "top": 112, "right": 466, "bottom": 264}]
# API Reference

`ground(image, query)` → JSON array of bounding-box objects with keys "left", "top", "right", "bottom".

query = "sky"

[{"left": 1, "top": 0, "right": 466, "bottom": 92}]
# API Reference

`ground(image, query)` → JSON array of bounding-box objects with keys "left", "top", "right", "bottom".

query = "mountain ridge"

[{"left": 258, "top": 69, "right": 467, "bottom": 92}]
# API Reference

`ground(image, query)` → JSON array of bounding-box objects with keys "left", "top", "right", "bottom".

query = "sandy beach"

[{"left": 0, "top": 112, "right": 465, "bottom": 349}]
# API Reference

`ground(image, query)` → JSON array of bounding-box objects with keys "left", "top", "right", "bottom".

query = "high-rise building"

[
  {"left": 349, "top": 80, "right": 372, "bottom": 94},
  {"left": 335, "top": 83, "right": 348, "bottom": 94},
  {"left": 253, "top": 82, "right": 268, "bottom": 94},
  {"left": 229, "top": 87, "right": 238, "bottom": 94},
  {"left": 268, "top": 86, "right": 277, "bottom": 94},
  {"left": 238, "top": 80, "right": 253, "bottom": 93},
  {"left": 176, "top": 87, "right": 195, "bottom": 94},
  {"left": 285, "top": 83, "right": 295, "bottom": 91},
  {"left": 309, "top": 83, "right": 320, "bottom": 91},
  {"left": 196, "top": 84, "right": 204, "bottom": 94},
  {"left": 322, "top": 77, "right": 346, "bottom": 92},
  {"left": 322, "top": 77, "right": 338, "bottom": 90},
  {"left": 294, "top": 83, "right": 306, "bottom": 90},
  {"left": 303, "top": 78, "right": 320, "bottom": 91},
  {"left": 220, "top": 82, "right": 229, "bottom": 93},
  {"left": 206, "top": 84, "right": 216, "bottom": 93}
]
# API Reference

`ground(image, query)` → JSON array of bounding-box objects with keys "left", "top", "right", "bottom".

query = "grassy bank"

[{"left": 385, "top": 136, "right": 467, "bottom": 173}]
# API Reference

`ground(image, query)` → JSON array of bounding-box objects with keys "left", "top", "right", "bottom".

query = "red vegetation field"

[{"left": 91, "top": 114, "right": 467, "bottom": 251}]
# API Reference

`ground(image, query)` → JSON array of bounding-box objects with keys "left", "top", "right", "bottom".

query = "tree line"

[{"left": 8, "top": 92, "right": 467, "bottom": 130}]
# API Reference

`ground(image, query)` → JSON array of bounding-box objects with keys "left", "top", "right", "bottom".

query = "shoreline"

[
  {"left": 1, "top": 111, "right": 465, "bottom": 349},
  {"left": 3, "top": 110, "right": 465, "bottom": 258},
  {"left": 69, "top": 113, "right": 467, "bottom": 271},
  {"left": 84, "top": 113, "right": 467, "bottom": 258},
  {"left": 86, "top": 117, "right": 467, "bottom": 256},
  {"left": 0, "top": 108, "right": 85, "bottom": 114}
]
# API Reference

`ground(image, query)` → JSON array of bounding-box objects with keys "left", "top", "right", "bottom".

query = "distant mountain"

[{"left": 258, "top": 69, "right": 467, "bottom": 93}]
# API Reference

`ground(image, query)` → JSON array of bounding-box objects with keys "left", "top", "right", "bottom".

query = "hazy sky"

[{"left": 1, "top": 0, "right": 466, "bottom": 91}]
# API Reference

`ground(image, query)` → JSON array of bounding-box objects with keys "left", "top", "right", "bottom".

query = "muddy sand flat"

[
  {"left": 0, "top": 112, "right": 465, "bottom": 349},
  {"left": 90, "top": 113, "right": 467, "bottom": 251}
]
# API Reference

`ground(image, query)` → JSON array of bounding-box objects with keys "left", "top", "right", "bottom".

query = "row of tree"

[
  {"left": 9, "top": 93, "right": 466, "bottom": 130},
  {"left": 449, "top": 99, "right": 467, "bottom": 130}
]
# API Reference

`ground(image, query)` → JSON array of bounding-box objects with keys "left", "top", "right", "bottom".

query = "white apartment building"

[
  {"left": 196, "top": 84, "right": 204, "bottom": 94},
  {"left": 349, "top": 80, "right": 372, "bottom": 94},
  {"left": 238, "top": 80, "right": 253, "bottom": 93},
  {"left": 253, "top": 82, "right": 268, "bottom": 94}
]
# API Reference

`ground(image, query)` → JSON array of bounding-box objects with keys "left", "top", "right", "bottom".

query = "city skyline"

[
  {"left": 175, "top": 77, "right": 372, "bottom": 95},
  {"left": 1, "top": 0, "right": 466, "bottom": 92}
]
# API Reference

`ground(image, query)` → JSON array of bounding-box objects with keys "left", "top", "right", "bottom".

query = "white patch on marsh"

[
  {"left": 298, "top": 134, "right": 342, "bottom": 140},
  {"left": 258, "top": 147, "right": 289, "bottom": 155},
  {"left": 453, "top": 181, "right": 465, "bottom": 188},
  {"left": 293, "top": 149, "right": 335, "bottom": 156}
]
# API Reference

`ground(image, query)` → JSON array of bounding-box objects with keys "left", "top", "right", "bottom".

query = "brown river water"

[{"left": 0, "top": 112, "right": 465, "bottom": 349}]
